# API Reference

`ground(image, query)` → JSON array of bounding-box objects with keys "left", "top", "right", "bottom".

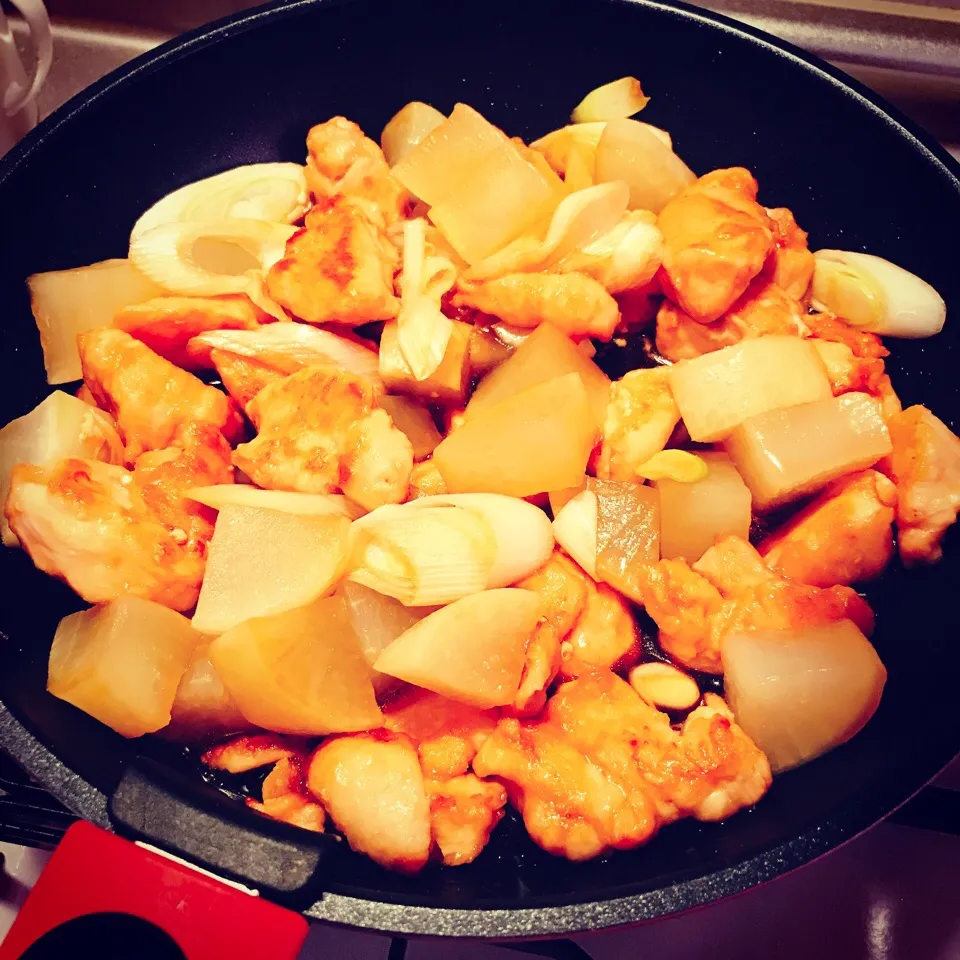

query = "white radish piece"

[
  {"left": 192, "top": 506, "right": 350, "bottom": 635},
  {"left": 373, "top": 588, "right": 543, "bottom": 708},
  {"left": 209, "top": 594, "right": 382, "bottom": 736},
  {"left": 723, "top": 620, "right": 886, "bottom": 773},
  {"left": 47, "top": 598, "right": 203, "bottom": 738}
]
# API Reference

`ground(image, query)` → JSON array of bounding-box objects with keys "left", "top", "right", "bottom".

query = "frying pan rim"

[{"left": 0, "top": 0, "right": 958, "bottom": 938}]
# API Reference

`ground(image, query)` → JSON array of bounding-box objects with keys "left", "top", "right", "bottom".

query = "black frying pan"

[{"left": 1, "top": 0, "right": 959, "bottom": 938}]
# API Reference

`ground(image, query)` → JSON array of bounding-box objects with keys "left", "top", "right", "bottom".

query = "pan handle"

[{"left": 107, "top": 757, "right": 334, "bottom": 907}]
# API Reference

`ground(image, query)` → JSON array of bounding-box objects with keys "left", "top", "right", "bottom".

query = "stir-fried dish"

[{"left": 3, "top": 77, "right": 955, "bottom": 873}]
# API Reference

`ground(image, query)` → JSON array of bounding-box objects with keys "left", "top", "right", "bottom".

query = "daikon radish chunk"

[
  {"left": 380, "top": 319, "right": 472, "bottom": 405},
  {"left": 669, "top": 336, "right": 832, "bottom": 442},
  {"left": 433, "top": 373, "right": 596, "bottom": 496},
  {"left": 164, "top": 646, "right": 252, "bottom": 742},
  {"left": 209, "top": 595, "right": 382, "bottom": 736},
  {"left": 0, "top": 391, "right": 123, "bottom": 546},
  {"left": 466, "top": 322, "right": 610, "bottom": 430},
  {"left": 373, "top": 589, "right": 542, "bottom": 708},
  {"left": 594, "top": 479, "right": 660, "bottom": 592},
  {"left": 186, "top": 486, "right": 364, "bottom": 519},
  {"left": 47, "top": 598, "right": 203, "bottom": 738},
  {"left": 725, "top": 393, "right": 892, "bottom": 511},
  {"left": 338, "top": 581, "right": 438, "bottom": 695},
  {"left": 380, "top": 396, "right": 442, "bottom": 460},
  {"left": 595, "top": 118, "right": 695, "bottom": 213},
  {"left": 28, "top": 259, "right": 164, "bottom": 383},
  {"left": 548, "top": 480, "right": 587, "bottom": 517},
  {"left": 723, "top": 620, "right": 886, "bottom": 773},
  {"left": 392, "top": 103, "right": 512, "bottom": 207},
  {"left": 428, "top": 142, "right": 561, "bottom": 264},
  {"left": 381, "top": 101, "right": 446, "bottom": 166},
  {"left": 655, "top": 452, "right": 752, "bottom": 562},
  {"left": 192, "top": 506, "right": 350, "bottom": 635}
]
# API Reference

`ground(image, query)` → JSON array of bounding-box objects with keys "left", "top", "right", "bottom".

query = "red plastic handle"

[{"left": 0, "top": 821, "right": 309, "bottom": 959}]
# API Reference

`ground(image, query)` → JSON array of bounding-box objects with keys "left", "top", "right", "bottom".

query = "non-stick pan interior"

[{"left": 1, "top": 0, "right": 958, "bottom": 921}]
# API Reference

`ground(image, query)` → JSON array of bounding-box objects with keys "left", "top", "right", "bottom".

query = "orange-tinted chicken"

[
  {"left": 113, "top": 295, "right": 265, "bottom": 370},
  {"left": 79, "top": 328, "right": 243, "bottom": 461},
  {"left": 655, "top": 276, "right": 803, "bottom": 361},
  {"left": 657, "top": 168, "right": 775, "bottom": 322},
  {"left": 232, "top": 365, "right": 413, "bottom": 509},
  {"left": 512, "top": 550, "right": 589, "bottom": 715},
  {"left": 305, "top": 116, "right": 411, "bottom": 226},
  {"left": 630, "top": 537, "right": 874, "bottom": 672},
  {"left": 887, "top": 405, "right": 960, "bottom": 564},
  {"left": 453, "top": 272, "right": 620, "bottom": 340},
  {"left": 760, "top": 470, "right": 897, "bottom": 586},
  {"left": 383, "top": 688, "right": 499, "bottom": 780},
  {"left": 266, "top": 198, "right": 400, "bottom": 327},
  {"left": 5, "top": 422, "right": 232, "bottom": 610},
  {"left": 307, "top": 731, "right": 432, "bottom": 873}
]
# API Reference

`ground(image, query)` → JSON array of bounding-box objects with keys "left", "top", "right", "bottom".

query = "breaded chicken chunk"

[
  {"left": 233, "top": 365, "right": 412, "bottom": 510},
  {"left": 79, "top": 328, "right": 243, "bottom": 461}
]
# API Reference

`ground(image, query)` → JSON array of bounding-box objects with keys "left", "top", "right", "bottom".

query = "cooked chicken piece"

[
  {"left": 596, "top": 367, "right": 680, "bottom": 481},
  {"left": 208, "top": 349, "right": 286, "bottom": 414},
  {"left": 765, "top": 207, "right": 815, "bottom": 300},
  {"left": 427, "top": 774, "right": 507, "bottom": 866},
  {"left": 543, "top": 672, "right": 677, "bottom": 823},
  {"left": 547, "top": 674, "right": 770, "bottom": 823},
  {"left": 649, "top": 693, "right": 772, "bottom": 821},
  {"left": 475, "top": 672, "right": 770, "bottom": 860},
  {"left": 383, "top": 688, "right": 499, "bottom": 780},
  {"left": 453, "top": 272, "right": 620, "bottom": 341},
  {"left": 247, "top": 794, "right": 326, "bottom": 833},
  {"left": 760, "top": 470, "right": 897, "bottom": 586},
  {"left": 265, "top": 199, "right": 400, "bottom": 327},
  {"left": 307, "top": 732, "right": 431, "bottom": 873},
  {"left": 559, "top": 579, "right": 639, "bottom": 679},
  {"left": 202, "top": 734, "right": 303, "bottom": 774},
  {"left": 233, "top": 365, "right": 413, "bottom": 510},
  {"left": 512, "top": 550, "right": 589, "bottom": 715},
  {"left": 629, "top": 536, "right": 874, "bottom": 673},
  {"left": 657, "top": 168, "right": 775, "bottom": 322},
  {"left": 656, "top": 278, "right": 803, "bottom": 361},
  {"left": 554, "top": 211, "right": 662, "bottom": 295},
  {"left": 113, "top": 295, "right": 265, "bottom": 370},
  {"left": 79, "top": 328, "right": 244, "bottom": 461},
  {"left": 473, "top": 714, "right": 660, "bottom": 860},
  {"left": 805, "top": 311, "right": 888, "bottom": 360},
  {"left": 886, "top": 405, "right": 960, "bottom": 564},
  {"left": 6, "top": 423, "right": 232, "bottom": 611},
  {"left": 244, "top": 753, "right": 327, "bottom": 833},
  {"left": 262, "top": 755, "right": 306, "bottom": 798},
  {"left": 406, "top": 459, "right": 448, "bottom": 500},
  {"left": 305, "top": 117, "right": 411, "bottom": 226},
  {"left": 810, "top": 340, "right": 886, "bottom": 398}
]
